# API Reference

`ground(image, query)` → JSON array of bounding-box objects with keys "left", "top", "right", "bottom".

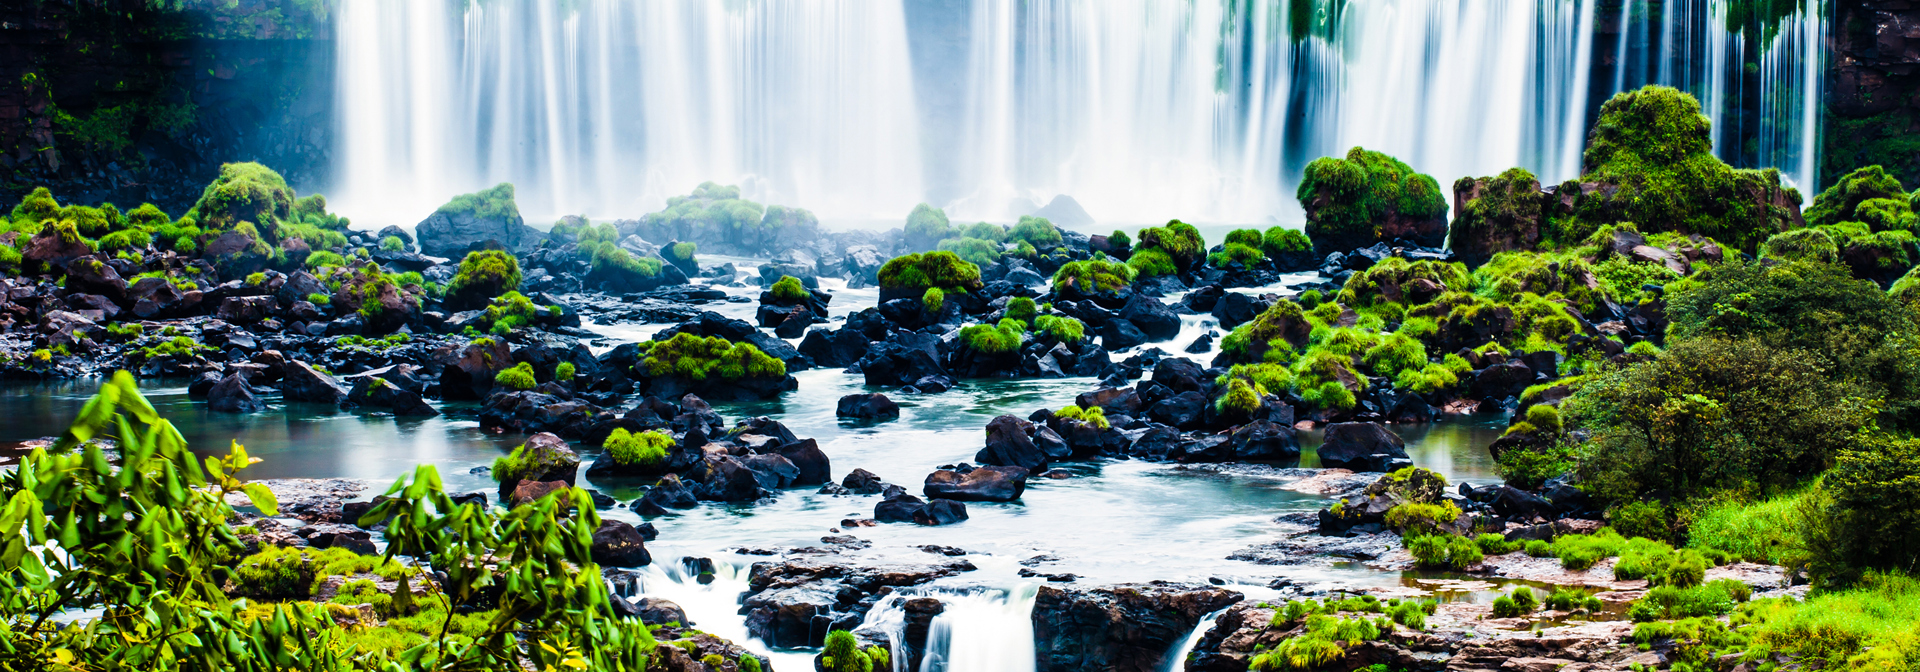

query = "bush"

[
  {"left": 1297, "top": 147, "right": 1447, "bottom": 254},
  {"left": 905, "top": 203, "right": 951, "bottom": 249},
  {"left": 769, "top": 275, "right": 809, "bottom": 302},
  {"left": 1262, "top": 226, "right": 1312, "bottom": 258},
  {"left": 1803, "top": 434, "right": 1920, "bottom": 583},
  {"left": 1138, "top": 221, "right": 1206, "bottom": 270},
  {"left": 437, "top": 182, "right": 520, "bottom": 221},
  {"left": 1628, "top": 580, "right": 1747, "bottom": 622},
  {"left": 1491, "top": 588, "right": 1538, "bottom": 618},
  {"left": 186, "top": 162, "right": 296, "bottom": 239},
  {"left": 1208, "top": 242, "right": 1265, "bottom": 269},
  {"left": 1053, "top": 257, "right": 1137, "bottom": 293},
  {"left": 380, "top": 235, "right": 405, "bottom": 252},
  {"left": 1215, "top": 378, "right": 1263, "bottom": 417},
  {"left": 1126, "top": 246, "right": 1176, "bottom": 277},
  {"left": 1408, "top": 534, "right": 1482, "bottom": 570},
  {"left": 938, "top": 236, "right": 1001, "bottom": 265},
  {"left": 1054, "top": 405, "right": 1110, "bottom": 430},
  {"left": 1475, "top": 533, "right": 1523, "bottom": 555},
  {"left": 639, "top": 332, "right": 787, "bottom": 381},
  {"left": 922, "top": 287, "right": 946, "bottom": 314},
  {"left": 1762, "top": 227, "right": 1839, "bottom": 264},
  {"left": 1552, "top": 529, "right": 1629, "bottom": 570},
  {"left": 555, "top": 362, "right": 576, "bottom": 382},
  {"left": 1361, "top": 332, "right": 1425, "bottom": 378},
  {"left": 1608, "top": 500, "right": 1671, "bottom": 542},
  {"left": 1686, "top": 490, "right": 1810, "bottom": 566},
  {"left": 1248, "top": 614, "right": 1387, "bottom": 671},
  {"left": 1563, "top": 336, "right": 1878, "bottom": 502},
  {"left": 1220, "top": 299, "right": 1312, "bottom": 364},
  {"left": 1005, "top": 296, "right": 1037, "bottom": 323},
  {"left": 1544, "top": 587, "right": 1604, "bottom": 612},
  {"left": 448, "top": 250, "right": 523, "bottom": 307},
  {"left": 821, "top": 630, "right": 877, "bottom": 672},
  {"left": 1806, "top": 164, "right": 1912, "bottom": 230},
  {"left": 495, "top": 362, "right": 537, "bottom": 390},
  {"left": 1385, "top": 501, "right": 1463, "bottom": 537},
  {"left": 604, "top": 428, "right": 671, "bottom": 468}
]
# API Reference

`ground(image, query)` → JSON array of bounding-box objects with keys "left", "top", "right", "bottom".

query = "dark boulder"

[
  {"left": 1144, "top": 391, "right": 1208, "bottom": 429},
  {"left": 923, "top": 465, "right": 1028, "bottom": 502},
  {"left": 875, "top": 492, "right": 929, "bottom": 523},
  {"left": 913, "top": 499, "right": 970, "bottom": 526},
  {"left": 1316, "top": 422, "right": 1410, "bottom": 471},
  {"left": 207, "top": 373, "right": 266, "bottom": 413},
  {"left": 836, "top": 393, "right": 900, "bottom": 420},
  {"left": 975, "top": 415, "right": 1049, "bottom": 472},
  {"left": 1099, "top": 319, "right": 1147, "bottom": 350},
  {"left": 590, "top": 520, "right": 652, "bottom": 567},
  {"left": 344, "top": 376, "right": 439, "bottom": 417},
  {"left": 1210, "top": 292, "right": 1269, "bottom": 329},
  {"left": 282, "top": 360, "right": 349, "bottom": 405},
  {"left": 1230, "top": 420, "right": 1301, "bottom": 461},
  {"left": 632, "top": 475, "right": 700, "bottom": 515},
  {"left": 1119, "top": 293, "right": 1181, "bottom": 342},
  {"left": 1031, "top": 583, "right": 1243, "bottom": 672},
  {"left": 778, "top": 438, "right": 832, "bottom": 486}
]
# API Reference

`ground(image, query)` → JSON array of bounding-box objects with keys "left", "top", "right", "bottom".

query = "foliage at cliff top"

[
  {"left": 1806, "top": 165, "right": 1916, "bottom": 232},
  {"left": 1052, "top": 257, "right": 1137, "bottom": 293},
  {"left": 878, "top": 251, "right": 983, "bottom": 292},
  {"left": 1570, "top": 85, "right": 1800, "bottom": 252},
  {"left": 437, "top": 182, "right": 521, "bottom": 222},
  {"left": 1296, "top": 146, "right": 1447, "bottom": 253},
  {"left": 638, "top": 332, "right": 786, "bottom": 380}
]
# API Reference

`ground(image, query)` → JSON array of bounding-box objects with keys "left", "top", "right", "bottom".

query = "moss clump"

[
  {"left": 185, "top": 162, "right": 297, "bottom": 244},
  {"left": 604, "top": 428, "right": 672, "bottom": 467},
  {"left": 306, "top": 250, "right": 347, "bottom": 268},
  {"left": 1568, "top": 86, "right": 1801, "bottom": 252},
  {"left": 1215, "top": 378, "right": 1263, "bottom": 416},
  {"left": 1135, "top": 220, "right": 1206, "bottom": 271},
  {"left": 589, "top": 244, "right": 664, "bottom": 284},
  {"left": 1034, "top": 315, "right": 1086, "bottom": 343},
  {"left": 379, "top": 235, "right": 405, "bottom": 252},
  {"left": 1009, "top": 216, "right": 1063, "bottom": 247},
  {"left": 960, "top": 318, "right": 1026, "bottom": 354},
  {"left": 1297, "top": 147, "right": 1447, "bottom": 254},
  {"left": 553, "top": 361, "right": 576, "bottom": 382},
  {"left": 663, "top": 241, "right": 697, "bottom": 268},
  {"left": 1449, "top": 167, "right": 1548, "bottom": 264},
  {"left": 1126, "top": 246, "right": 1176, "bottom": 278},
  {"left": 905, "top": 203, "right": 952, "bottom": 250},
  {"left": 1761, "top": 228, "right": 1838, "bottom": 264},
  {"left": 1054, "top": 404, "right": 1110, "bottom": 429},
  {"left": 1361, "top": 332, "right": 1426, "bottom": 379},
  {"left": 490, "top": 440, "right": 573, "bottom": 484},
  {"left": 1805, "top": 165, "right": 1912, "bottom": 230},
  {"left": 922, "top": 287, "right": 946, "bottom": 313},
  {"left": 769, "top": 275, "right": 809, "bottom": 302},
  {"left": 1107, "top": 230, "right": 1132, "bottom": 254},
  {"left": 1219, "top": 299, "right": 1312, "bottom": 364},
  {"left": 639, "top": 332, "right": 786, "bottom": 381},
  {"left": 447, "top": 250, "right": 522, "bottom": 307},
  {"left": 494, "top": 362, "right": 537, "bottom": 391},
  {"left": 436, "top": 182, "right": 520, "bottom": 222},
  {"left": 877, "top": 251, "right": 983, "bottom": 296},
  {"left": 1408, "top": 534, "right": 1483, "bottom": 570},
  {"left": 1218, "top": 363, "right": 1293, "bottom": 396},
  {"left": 962, "top": 221, "right": 1007, "bottom": 243},
  {"left": 481, "top": 291, "right": 545, "bottom": 335},
  {"left": 938, "top": 236, "right": 1001, "bottom": 265},
  {"left": 1208, "top": 242, "right": 1265, "bottom": 269},
  {"left": 1005, "top": 296, "right": 1037, "bottom": 323},
  {"left": 1052, "top": 257, "right": 1137, "bottom": 294},
  {"left": 1396, "top": 364, "right": 1459, "bottom": 395},
  {"left": 9, "top": 187, "right": 61, "bottom": 226},
  {"left": 1261, "top": 226, "right": 1312, "bottom": 258}
]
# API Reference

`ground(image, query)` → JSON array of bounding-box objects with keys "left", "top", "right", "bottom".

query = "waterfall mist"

[{"left": 332, "top": 0, "right": 1827, "bottom": 230}]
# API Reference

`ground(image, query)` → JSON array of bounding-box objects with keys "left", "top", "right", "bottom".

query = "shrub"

[
  {"left": 185, "top": 162, "right": 296, "bottom": 239},
  {"left": 1052, "top": 257, "right": 1137, "bottom": 293},
  {"left": 1762, "top": 228, "right": 1838, "bottom": 264},
  {"left": 1361, "top": 332, "right": 1425, "bottom": 378},
  {"left": 938, "top": 236, "right": 1001, "bottom": 265},
  {"left": 1208, "top": 242, "right": 1265, "bottom": 268},
  {"left": 1248, "top": 614, "right": 1386, "bottom": 671},
  {"left": 1628, "top": 580, "right": 1747, "bottom": 622},
  {"left": 1686, "top": 490, "right": 1809, "bottom": 566},
  {"left": 1552, "top": 529, "right": 1630, "bottom": 570},
  {"left": 306, "top": 250, "right": 347, "bottom": 268},
  {"left": 1215, "top": 378, "right": 1263, "bottom": 417},
  {"left": 380, "top": 235, "right": 405, "bottom": 252},
  {"left": 1608, "top": 500, "right": 1671, "bottom": 542},
  {"left": 769, "top": 275, "right": 809, "bottom": 302},
  {"left": 448, "top": 250, "right": 523, "bottom": 306},
  {"left": 554, "top": 361, "right": 576, "bottom": 382},
  {"left": 639, "top": 332, "right": 787, "bottom": 381},
  {"left": 588, "top": 244, "right": 664, "bottom": 286},
  {"left": 494, "top": 362, "right": 537, "bottom": 390},
  {"left": 1806, "top": 164, "right": 1912, "bottom": 230},
  {"left": 1394, "top": 363, "right": 1458, "bottom": 395},
  {"left": 1126, "top": 246, "right": 1176, "bottom": 277},
  {"left": 436, "top": 182, "right": 520, "bottom": 221},
  {"left": 1299, "top": 380, "right": 1357, "bottom": 412},
  {"left": 1490, "top": 588, "right": 1538, "bottom": 618},
  {"left": 1262, "top": 226, "right": 1312, "bottom": 258},
  {"left": 1544, "top": 587, "right": 1604, "bottom": 612},
  {"left": 922, "top": 287, "right": 945, "bottom": 313},
  {"left": 1803, "top": 433, "right": 1920, "bottom": 583},
  {"left": 960, "top": 318, "right": 1026, "bottom": 354},
  {"left": 1220, "top": 299, "right": 1312, "bottom": 364},
  {"left": 1385, "top": 501, "right": 1463, "bottom": 537},
  {"left": 603, "top": 428, "right": 671, "bottom": 467},
  {"left": 1408, "top": 534, "right": 1481, "bottom": 570},
  {"left": 1475, "top": 533, "right": 1523, "bottom": 555},
  {"left": 1107, "top": 229, "right": 1131, "bottom": 253},
  {"left": 821, "top": 630, "right": 876, "bottom": 672}
]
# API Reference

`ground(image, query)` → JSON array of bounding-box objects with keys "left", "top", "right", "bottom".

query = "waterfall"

[
  {"left": 915, "top": 586, "right": 1039, "bottom": 672},
  {"left": 330, "top": 0, "right": 1828, "bottom": 229}
]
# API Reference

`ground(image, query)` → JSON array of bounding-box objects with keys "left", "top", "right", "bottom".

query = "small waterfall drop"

[{"left": 914, "top": 586, "right": 1039, "bottom": 672}]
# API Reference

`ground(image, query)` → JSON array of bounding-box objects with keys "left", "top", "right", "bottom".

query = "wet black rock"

[
  {"left": 975, "top": 415, "right": 1050, "bottom": 472},
  {"left": 207, "top": 372, "right": 266, "bottom": 413},
  {"left": 632, "top": 475, "right": 700, "bottom": 516},
  {"left": 923, "top": 465, "right": 1028, "bottom": 502},
  {"left": 1118, "top": 293, "right": 1181, "bottom": 342},
  {"left": 1316, "top": 422, "right": 1411, "bottom": 471},
  {"left": 590, "top": 520, "right": 653, "bottom": 567},
  {"left": 1031, "top": 582, "right": 1244, "bottom": 672},
  {"left": 836, "top": 393, "right": 899, "bottom": 420}
]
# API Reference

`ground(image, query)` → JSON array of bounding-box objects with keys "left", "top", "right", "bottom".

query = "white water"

[{"left": 332, "top": 0, "right": 1828, "bottom": 229}]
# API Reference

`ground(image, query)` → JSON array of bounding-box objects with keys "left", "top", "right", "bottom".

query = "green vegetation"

[
  {"left": 1134, "top": 220, "right": 1206, "bottom": 272},
  {"left": 380, "top": 235, "right": 405, "bottom": 252},
  {"left": 555, "top": 361, "right": 576, "bottom": 382},
  {"left": 448, "top": 249, "right": 523, "bottom": 308},
  {"left": 494, "top": 362, "right": 537, "bottom": 391},
  {"left": 1297, "top": 146, "right": 1447, "bottom": 254},
  {"left": 1053, "top": 404, "right": 1110, "bottom": 429},
  {"left": 1215, "top": 378, "right": 1263, "bottom": 417},
  {"left": 0, "top": 372, "right": 657, "bottom": 671},
  {"left": 1052, "top": 257, "right": 1137, "bottom": 294},
  {"left": 437, "top": 182, "right": 520, "bottom": 222},
  {"left": 637, "top": 332, "right": 787, "bottom": 381},
  {"left": 1009, "top": 216, "right": 1062, "bottom": 247},
  {"left": 905, "top": 203, "right": 952, "bottom": 249},
  {"left": 184, "top": 162, "right": 295, "bottom": 242},
  {"left": 821, "top": 630, "right": 889, "bottom": 672},
  {"left": 1005, "top": 296, "right": 1038, "bottom": 323},
  {"left": 769, "top": 275, "right": 809, "bottom": 302},
  {"left": 604, "top": 428, "right": 672, "bottom": 468},
  {"left": 877, "top": 251, "right": 983, "bottom": 297},
  {"left": 960, "top": 318, "right": 1027, "bottom": 354},
  {"left": 1262, "top": 226, "right": 1312, "bottom": 259},
  {"left": 1249, "top": 611, "right": 1393, "bottom": 671},
  {"left": 1407, "top": 533, "right": 1482, "bottom": 570},
  {"left": 1033, "top": 314, "right": 1086, "bottom": 343},
  {"left": 1490, "top": 587, "right": 1539, "bottom": 618},
  {"left": 938, "top": 236, "right": 1001, "bottom": 265}
]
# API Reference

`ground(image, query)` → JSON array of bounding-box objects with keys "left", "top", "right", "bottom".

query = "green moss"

[
  {"left": 664, "top": 241, "right": 697, "bottom": 267},
  {"left": 938, "top": 236, "right": 1001, "bottom": 265},
  {"left": 905, "top": 203, "right": 952, "bottom": 249},
  {"left": 436, "top": 183, "right": 520, "bottom": 222},
  {"left": 1009, "top": 216, "right": 1063, "bottom": 247},
  {"left": 641, "top": 332, "right": 787, "bottom": 381},
  {"left": 960, "top": 318, "right": 1026, "bottom": 354},
  {"left": 1208, "top": 242, "right": 1265, "bottom": 269},
  {"left": 1762, "top": 227, "right": 1839, "bottom": 264},
  {"left": 554, "top": 361, "right": 576, "bottom": 383},
  {"left": 1220, "top": 299, "right": 1312, "bottom": 364},
  {"left": 1136, "top": 221, "right": 1206, "bottom": 269},
  {"left": 1052, "top": 257, "right": 1138, "bottom": 293},
  {"left": 1214, "top": 378, "right": 1263, "bottom": 417},
  {"left": 185, "top": 162, "right": 296, "bottom": 243},
  {"left": 9, "top": 187, "right": 61, "bottom": 225},
  {"left": 1033, "top": 314, "right": 1086, "bottom": 343},
  {"left": 1807, "top": 165, "right": 1913, "bottom": 231},
  {"left": 922, "top": 287, "right": 946, "bottom": 313},
  {"left": 1361, "top": 332, "right": 1426, "bottom": 379},
  {"left": 449, "top": 250, "right": 522, "bottom": 300},
  {"left": 877, "top": 251, "right": 982, "bottom": 294},
  {"left": 1298, "top": 147, "right": 1447, "bottom": 254},
  {"left": 1408, "top": 534, "right": 1482, "bottom": 570},
  {"left": 962, "top": 221, "right": 1007, "bottom": 243},
  {"left": 822, "top": 630, "right": 876, "bottom": 672},
  {"left": 1005, "top": 297, "right": 1037, "bottom": 323},
  {"left": 379, "top": 235, "right": 405, "bottom": 252},
  {"left": 1107, "top": 230, "right": 1132, "bottom": 252},
  {"left": 1261, "top": 226, "right": 1312, "bottom": 258},
  {"left": 494, "top": 362, "right": 537, "bottom": 391},
  {"left": 589, "top": 243, "right": 664, "bottom": 282},
  {"left": 95, "top": 227, "right": 152, "bottom": 252},
  {"left": 1054, "top": 404, "right": 1110, "bottom": 429},
  {"left": 604, "top": 428, "right": 672, "bottom": 467},
  {"left": 769, "top": 275, "right": 809, "bottom": 302},
  {"left": 1125, "top": 246, "right": 1177, "bottom": 278},
  {"left": 490, "top": 440, "right": 575, "bottom": 484}
]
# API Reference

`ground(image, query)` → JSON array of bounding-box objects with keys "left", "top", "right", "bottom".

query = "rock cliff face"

[
  {"left": 1826, "top": 0, "right": 1920, "bottom": 187},
  {"left": 0, "top": 2, "right": 335, "bottom": 213},
  {"left": 1030, "top": 582, "right": 1243, "bottom": 672}
]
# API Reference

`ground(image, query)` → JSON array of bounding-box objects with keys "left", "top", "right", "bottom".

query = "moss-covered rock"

[
  {"left": 635, "top": 182, "right": 818, "bottom": 255},
  {"left": 938, "top": 236, "right": 1001, "bottom": 266},
  {"left": 1219, "top": 299, "right": 1313, "bottom": 364},
  {"left": 185, "top": 162, "right": 296, "bottom": 245},
  {"left": 1805, "top": 165, "right": 1917, "bottom": 233},
  {"left": 1562, "top": 86, "right": 1803, "bottom": 253},
  {"left": 417, "top": 183, "right": 542, "bottom": 258},
  {"left": 1297, "top": 147, "right": 1448, "bottom": 254},
  {"left": 1336, "top": 257, "right": 1468, "bottom": 308},
  {"left": 661, "top": 240, "right": 698, "bottom": 275},
  {"left": 877, "top": 251, "right": 983, "bottom": 303},
  {"left": 635, "top": 332, "right": 795, "bottom": 400},
  {"left": 1135, "top": 220, "right": 1207, "bottom": 272},
  {"left": 905, "top": 203, "right": 952, "bottom": 251},
  {"left": 1762, "top": 228, "right": 1840, "bottom": 265},
  {"left": 1051, "top": 257, "right": 1137, "bottom": 305},
  {"left": 587, "top": 244, "right": 671, "bottom": 293},
  {"left": 445, "top": 250, "right": 522, "bottom": 311},
  {"left": 1448, "top": 167, "right": 1547, "bottom": 268},
  {"left": 1009, "top": 216, "right": 1063, "bottom": 248},
  {"left": 333, "top": 263, "right": 421, "bottom": 334}
]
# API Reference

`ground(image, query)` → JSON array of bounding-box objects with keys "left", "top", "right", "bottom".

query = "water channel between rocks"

[{"left": 0, "top": 263, "right": 1510, "bottom": 671}]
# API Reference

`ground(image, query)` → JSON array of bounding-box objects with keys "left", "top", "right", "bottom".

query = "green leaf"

[{"left": 241, "top": 484, "right": 279, "bottom": 517}]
